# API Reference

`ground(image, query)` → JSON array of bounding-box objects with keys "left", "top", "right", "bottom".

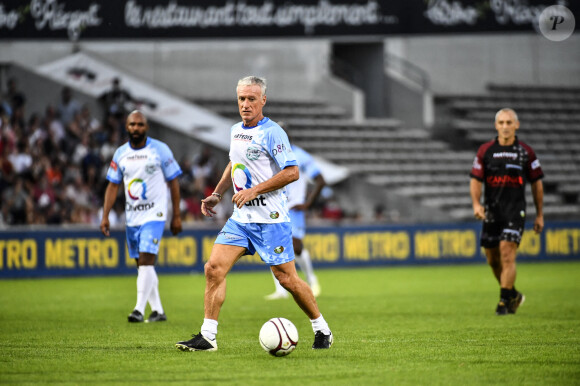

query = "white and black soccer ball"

[{"left": 259, "top": 317, "right": 299, "bottom": 357}]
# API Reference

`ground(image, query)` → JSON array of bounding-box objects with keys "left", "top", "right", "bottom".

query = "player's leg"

[
  {"left": 126, "top": 225, "right": 146, "bottom": 322},
  {"left": 499, "top": 240, "right": 518, "bottom": 290},
  {"left": 484, "top": 247, "right": 502, "bottom": 284},
  {"left": 271, "top": 262, "right": 333, "bottom": 349},
  {"left": 134, "top": 221, "right": 167, "bottom": 323},
  {"left": 176, "top": 219, "right": 249, "bottom": 351},
  {"left": 203, "top": 243, "right": 247, "bottom": 322},
  {"left": 499, "top": 239, "right": 525, "bottom": 313},
  {"left": 271, "top": 261, "right": 318, "bottom": 319},
  {"left": 293, "top": 237, "right": 320, "bottom": 297},
  {"left": 496, "top": 219, "right": 525, "bottom": 315},
  {"left": 265, "top": 270, "right": 289, "bottom": 300},
  {"left": 258, "top": 222, "right": 332, "bottom": 349},
  {"left": 481, "top": 219, "right": 509, "bottom": 315}
]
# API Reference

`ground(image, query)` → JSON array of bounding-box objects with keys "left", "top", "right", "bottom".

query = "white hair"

[
  {"left": 237, "top": 76, "right": 267, "bottom": 96},
  {"left": 495, "top": 108, "right": 519, "bottom": 122}
]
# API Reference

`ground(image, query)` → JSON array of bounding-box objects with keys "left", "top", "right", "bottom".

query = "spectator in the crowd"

[
  {"left": 44, "top": 105, "right": 65, "bottom": 145},
  {"left": 192, "top": 146, "right": 218, "bottom": 197},
  {"left": 8, "top": 140, "right": 32, "bottom": 176},
  {"left": 1, "top": 176, "right": 32, "bottom": 225},
  {"left": 57, "top": 86, "right": 81, "bottom": 127},
  {"left": 0, "top": 142, "right": 15, "bottom": 195},
  {"left": 99, "top": 77, "right": 133, "bottom": 119},
  {"left": 5, "top": 78, "right": 26, "bottom": 113}
]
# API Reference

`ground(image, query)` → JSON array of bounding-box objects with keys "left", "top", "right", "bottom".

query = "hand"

[
  {"left": 533, "top": 215, "right": 544, "bottom": 234},
  {"left": 473, "top": 203, "right": 486, "bottom": 221},
  {"left": 100, "top": 218, "right": 110, "bottom": 237},
  {"left": 170, "top": 216, "right": 182, "bottom": 235},
  {"left": 201, "top": 195, "right": 221, "bottom": 217},
  {"left": 232, "top": 188, "right": 257, "bottom": 209}
]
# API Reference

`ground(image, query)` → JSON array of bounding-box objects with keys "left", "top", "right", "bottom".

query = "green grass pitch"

[{"left": 1, "top": 262, "right": 579, "bottom": 385}]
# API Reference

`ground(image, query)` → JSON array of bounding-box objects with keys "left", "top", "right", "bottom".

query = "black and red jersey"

[{"left": 470, "top": 137, "right": 544, "bottom": 219}]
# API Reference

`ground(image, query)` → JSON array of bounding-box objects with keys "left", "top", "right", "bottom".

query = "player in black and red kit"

[{"left": 470, "top": 108, "right": 544, "bottom": 315}]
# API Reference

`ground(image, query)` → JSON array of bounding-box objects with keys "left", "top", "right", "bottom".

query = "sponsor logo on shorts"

[
  {"left": 157, "top": 212, "right": 163, "bottom": 217},
  {"left": 274, "top": 246, "right": 284, "bottom": 254},
  {"left": 269, "top": 211, "right": 279, "bottom": 219},
  {"left": 153, "top": 238, "right": 159, "bottom": 245},
  {"left": 218, "top": 231, "right": 244, "bottom": 240}
]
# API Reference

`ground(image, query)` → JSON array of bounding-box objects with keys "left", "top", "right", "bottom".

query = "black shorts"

[{"left": 480, "top": 216, "right": 525, "bottom": 248}]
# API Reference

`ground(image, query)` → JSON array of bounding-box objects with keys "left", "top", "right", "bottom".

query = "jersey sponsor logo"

[
  {"left": 531, "top": 159, "right": 541, "bottom": 170},
  {"left": 271, "top": 143, "right": 287, "bottom": 156},
  {"left": 486, "top": 175, "right": 523, "bottom": 187},
  {"left": 472, "top": 157, "right": 482, "bottom": 170},
  {"left": 234, "top": 133, "right": 253, "bottom": 141},
  {"left": 145, "top": 163, "right": 156, "bottom": 174},
  {"left": 246, "top": 146, "right": 261, "bottom": 161},
  {"left": 126, "top": 202, "right": 155, "bottom": 211},
  {"left": 127, "top": 178, "right": 148, "bottom": 200},
  {"left": 506, "top": 164, "right": 522, "bottom": 170},
  {"left": 127, "top": 154, "right": 148, "bottom": 160},
  {"left": 164, "top": 158, "right": 175, "bottom": 167},
  {"left": 110, "top": 160, "right": 118, "bottom": 171},
  {"left": 269, "top": 211, "right": 279, "bottom": 219},
  {"left": 274, "top": 246, "right": 284, "bottom": 254},
  {"left": 493, "top": 152, "right": 517, "bottom": 159},
  {"left": 231, "top": 163, "right": 252, "bottom": 192},
  {"left": 245, "top": 196, "right": 267, "bottom": 207}
]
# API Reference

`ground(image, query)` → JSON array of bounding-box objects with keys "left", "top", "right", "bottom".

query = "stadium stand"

[{"left": 195, "top": 82, "right": 580, "bottom": 223}]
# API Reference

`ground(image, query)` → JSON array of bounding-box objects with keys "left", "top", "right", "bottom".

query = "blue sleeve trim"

[
  {"left": 107, "top": 176, "right": 122, "bottom": 184},
  {"left": 166, "top": 170, "right": 183, "bottom": 181}
]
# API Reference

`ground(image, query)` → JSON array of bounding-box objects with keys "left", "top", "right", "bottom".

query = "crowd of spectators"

[{"left": 0, "top": 77, "right": 351, "bottom": 229}]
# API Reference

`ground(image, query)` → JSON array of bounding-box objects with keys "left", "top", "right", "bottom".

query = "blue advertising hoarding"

[{"left": 1, "top": 221, "right": 579, "bottom": 278}]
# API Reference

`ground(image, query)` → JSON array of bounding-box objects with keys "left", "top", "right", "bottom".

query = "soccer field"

[{"left": 1, "top": 262, "right": 579, "bottom": 385}]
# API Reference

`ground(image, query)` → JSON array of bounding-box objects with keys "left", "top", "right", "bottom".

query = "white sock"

[
  {"left": 135, "top": 265, "right": 156, "bottom": 314},
  {"left": 147, "top": 269, "right": 164, "bottom": 314},
  {"left": 295, "top": 249, "right": 317, "bottom": 286},
  {"left": 201, "top": 318, "right": 218, "bottom": 340},
  {"left": 271, "top": 270, "right": 288, "bottom": 294},
  {"left": 310, "top": 315, "right": 331, "bottom": 335}
]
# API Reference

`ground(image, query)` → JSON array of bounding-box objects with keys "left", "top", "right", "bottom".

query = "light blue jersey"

[
  {"left": 106, "top": 137, "right": 182, "bottom": 227},
  {"left": 286, "top": 145, "right": 322, "bottom": 208},
  {"left": 229, "top": 117, "right": 297, "bottom": 224}
]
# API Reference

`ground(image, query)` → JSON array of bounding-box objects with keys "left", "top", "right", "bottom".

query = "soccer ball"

[{"left": 259, "top": 317, "right": 299, "bottom": 357}]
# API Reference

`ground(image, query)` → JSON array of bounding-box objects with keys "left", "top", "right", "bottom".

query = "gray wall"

[
  {"left": 385, "top": 34, "right": 580, "bottom": 95},
  {"left": 1, "top": 33, "right": 579, "bottom": 107}
]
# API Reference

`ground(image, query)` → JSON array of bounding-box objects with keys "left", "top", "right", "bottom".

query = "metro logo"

[{"left": 486, "top": 175, "right": 523, "bottom": 187}]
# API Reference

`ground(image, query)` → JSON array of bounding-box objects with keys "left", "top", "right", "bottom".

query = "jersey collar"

[{"left": 242, "top": 117, "right": 269, "bottom": 129}]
